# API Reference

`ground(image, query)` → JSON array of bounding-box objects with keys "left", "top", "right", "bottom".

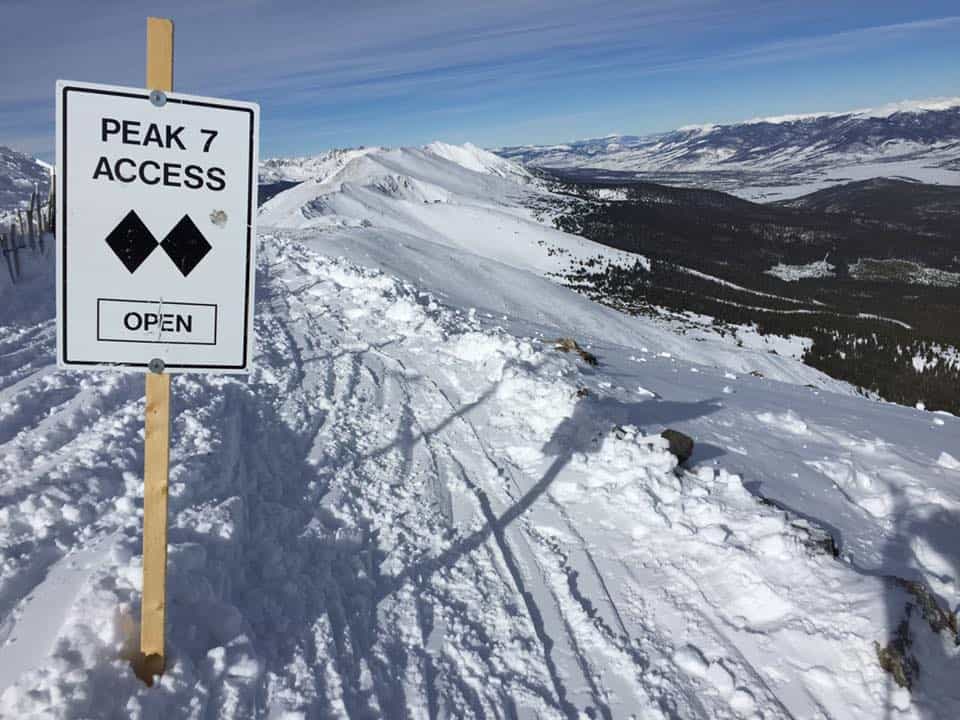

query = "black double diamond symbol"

[
  {"left": 104, "top": 210, "right": 156, "bottom": 274},
  {"left": 105, "top": 210, "right": 211, "bottom": 277},
  {"left": 161, "top": 215, "right": 211, "bottom": 277}
]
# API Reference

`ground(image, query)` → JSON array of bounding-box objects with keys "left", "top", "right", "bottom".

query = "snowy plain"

[{"left": 0, "top": 143, "right": 958, "bottom": 718}]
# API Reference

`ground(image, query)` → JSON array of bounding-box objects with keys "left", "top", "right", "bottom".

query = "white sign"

[{"left": 56, "top": 80, "right": 259, "bottom": 373}]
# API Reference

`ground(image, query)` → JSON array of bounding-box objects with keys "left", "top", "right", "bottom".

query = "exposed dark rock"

[
  {"left": 874, "top": 578, "right": 959, "bottom": 692},
  {"left": 553, "top": 337, "right": 598, "bottom": 366},
  {"left": 661, "top": 428, "right": 694, "bottom": 465},
  {"left": 896, "top": 579, "right": 959, "bottom": 640},
  {"left": 875, "top": 617, "right": 919, "bottom": 690},
  {"left": 789, "top": 518, "right": 840, "bottom": 558}
]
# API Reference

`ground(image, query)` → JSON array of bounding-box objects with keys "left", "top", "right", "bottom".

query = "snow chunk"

[
  {"left": 757, "top": 410, "right": 809, "bottom": 434},
  {"left": 937, "top": 451, "right": 960, "bottom": 470}
]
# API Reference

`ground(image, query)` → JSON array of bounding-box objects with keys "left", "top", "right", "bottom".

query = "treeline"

[
  {"left": 540, "top": 174, "right": 960, "bottom": 412},
  {"left": 564, "top": 257, "right": 960, "bottom": 414},
  {"left": 807, "top": 330, "right": 960, "bottom": 412},
  {"left": 549, "top": 180, "right": 960, "bottom": 277}
]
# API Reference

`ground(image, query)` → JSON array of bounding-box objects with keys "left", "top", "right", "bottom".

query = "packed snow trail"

[{"left": 0, "top": 234, "right": 958, "bottom": 717}]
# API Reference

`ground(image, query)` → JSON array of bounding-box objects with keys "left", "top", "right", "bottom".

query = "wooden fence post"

[
  {"left": 0, "top": 234, "right": 13, "bottom": 283},
  {"left": 48, "top": 169, "right": 56, "bottom": 236},
  {"left": 28, "top": 188, "right": 37, "bottom": 252},
  {"left": 10, "top": 224, "right": 20, "bottom": 280},
  {"left": 36, "top": 184, "right": 46, "bottom": 255}
]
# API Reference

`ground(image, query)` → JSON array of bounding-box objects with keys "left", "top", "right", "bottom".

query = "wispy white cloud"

[
  {"left": 694, "top": 14, "right": 960, "bottom": 68},
  {"left": 2, "top": 1, "right": 958, "bottom": 156}
]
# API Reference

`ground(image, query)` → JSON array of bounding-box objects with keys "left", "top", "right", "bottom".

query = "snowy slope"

[
  {"left": 497, "top": 98, "right": 960, "bottom": 200},
  {"left": 1, "top": 145, "right": 959, "bottom": 718},
  {"left": 423, "top": 141, "right": 535, "bottom": 184}
]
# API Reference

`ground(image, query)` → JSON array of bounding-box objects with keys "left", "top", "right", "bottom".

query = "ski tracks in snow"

[{"left": 0, "top": 234, "right": 952, "bottom": 718}]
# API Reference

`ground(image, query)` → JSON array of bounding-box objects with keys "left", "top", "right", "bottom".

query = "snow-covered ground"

[
  {"left": 1, "top": 144, "right": 958, "bottom": 718},
  {"left": 765, "top": 260, "right": 837, "bottom": 281},
  {"left": 850, "top": 259, "right": 960, "bottom": 287}
]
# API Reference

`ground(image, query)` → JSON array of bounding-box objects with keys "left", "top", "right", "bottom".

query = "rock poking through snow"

[{"left": 661, "top": 428, "right": 694, "bottom": 465}]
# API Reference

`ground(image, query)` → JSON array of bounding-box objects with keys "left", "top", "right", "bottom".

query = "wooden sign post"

[
  {"left": 139, "top": 16, "right": 174, "bottom": 682},
  {"left": 56, "top": 14, "right": 258, "bottom": 684}
]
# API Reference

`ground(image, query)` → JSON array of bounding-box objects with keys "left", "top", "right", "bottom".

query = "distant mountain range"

[
  {"left": 0, "top": 146, "right": 50, "bottom": 215},
  {"left": 495, "top": 98, "right": 960, "bottom": 201}
]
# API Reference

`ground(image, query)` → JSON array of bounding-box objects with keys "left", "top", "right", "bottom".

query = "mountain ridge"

[{"left": 497, "top": 96, "right": 960, "bottom": 152}]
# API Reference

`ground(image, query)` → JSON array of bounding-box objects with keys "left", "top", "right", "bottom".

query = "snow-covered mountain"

[
  {"left": 2, "top": 142, "right": 959, "bottom": 718},
  {"left": 258, "top": 142, "right": 638, "bottom": 283},
  {"left": 260, "top": 142, "right": 533, "bottom": 186},
  {"left": 0, "top": 145, "right": 50, "bottom": 214},
  {"left": 260, "top": 146, "right": 383, "bottom": 183},
  {"left": 497, "top": 98, "right": 960, "bottom": 200}
]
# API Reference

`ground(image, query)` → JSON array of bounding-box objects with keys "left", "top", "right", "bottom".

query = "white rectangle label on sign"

[
  {"left": 97, "top": 299, "right": 217, "bottom": 345},
  {"left": 55, "top": 80, "right": 259, "bottom": 373}
]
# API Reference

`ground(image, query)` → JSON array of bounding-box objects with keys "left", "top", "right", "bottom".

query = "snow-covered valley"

[{"left": 1, "top": 142, "right": 959, "bottom": 718}]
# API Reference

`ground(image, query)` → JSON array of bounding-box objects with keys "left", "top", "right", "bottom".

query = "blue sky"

[{"left": 2, "top": 0, "right": 959, "bottom": 161}]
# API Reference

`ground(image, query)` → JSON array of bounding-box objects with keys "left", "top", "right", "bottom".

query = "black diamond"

[
  {"left": 161, "top": 215, "right": 211, "bottom": 277},
  {"left": 105, "top": 210, "right": 158, "bottom": 274}
]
